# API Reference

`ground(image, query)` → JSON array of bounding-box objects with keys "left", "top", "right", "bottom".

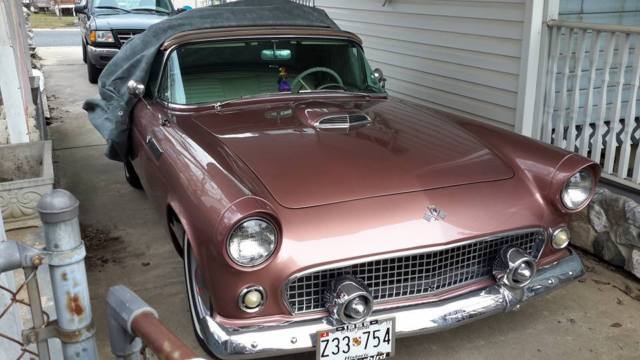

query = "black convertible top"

[{"left": 83, "top": 0, "right": 339, "bottom": 162}]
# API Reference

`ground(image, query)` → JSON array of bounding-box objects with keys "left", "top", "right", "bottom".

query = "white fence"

[{"left": 541, "top": 20, "right": 640, "bottom": 186}]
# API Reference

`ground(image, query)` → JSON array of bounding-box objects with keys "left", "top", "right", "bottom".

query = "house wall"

[
  {"left": 315, "top": 0, "right": 535, "bottom": 130},
  {"left": 560, "top": 0, "right": 640, "bottom": 25}
]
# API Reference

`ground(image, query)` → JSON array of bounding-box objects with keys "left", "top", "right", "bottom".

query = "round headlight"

[
  {"left": 561, "top": 169, "right": 593, "bottom": 210},
  {"left": 227, "top": 218, "right": 277, "bottom": 267}
]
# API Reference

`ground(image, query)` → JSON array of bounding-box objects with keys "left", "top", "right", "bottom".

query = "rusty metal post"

[
  {"left": 38, "top": 189, "right": 98, "bottom": 359},
  {"left": 107, "top": 285, "right": 198, "bottom": 360}
]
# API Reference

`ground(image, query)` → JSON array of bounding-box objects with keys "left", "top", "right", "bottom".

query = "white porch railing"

[{"left": 542, "top": 20, "right": 640, "bottom": 186}]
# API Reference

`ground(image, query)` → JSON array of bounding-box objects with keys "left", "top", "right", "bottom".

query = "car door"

[{"left": 130, "top": 53, "right": 175, "bottom": 213}]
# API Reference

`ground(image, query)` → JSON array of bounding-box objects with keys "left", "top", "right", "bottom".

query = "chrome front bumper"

[
  {"left": 199, "top": 250, "right": 584, "bottom": 359},
  {"left": 87, "top": 45, "right": 119, "bottom": 68}
]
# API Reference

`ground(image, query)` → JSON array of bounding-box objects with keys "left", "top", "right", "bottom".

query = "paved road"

[
  {"left": 33, "top": 28, "right": 80, "bottom": 47},
  {"left": 36, "top": 46, "right": 640, "bottom": 360}
]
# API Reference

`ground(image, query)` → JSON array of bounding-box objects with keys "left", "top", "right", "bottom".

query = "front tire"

[
  {"left": 87, "top": 56, "right": 100, "bottom": 84},
  {"left": 184, "top": 238, "right": 217, "bottom": 358},
  {"left": 82, "top": 42, "right": 87, "bottom": 63},
  {"left": 124, "top": 160, "right": 143, "bottom": 190}
]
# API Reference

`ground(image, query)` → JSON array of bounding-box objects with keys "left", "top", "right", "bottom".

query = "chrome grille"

[
  {"left": 284, "top": 229, "right": 546, "bottom": 314},
  {"left": 116, "top": 30, "right": 143, "bottom": 46}
]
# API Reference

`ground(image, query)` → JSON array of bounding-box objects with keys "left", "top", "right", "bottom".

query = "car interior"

[{"left": 157, "top": 39, "right": 384, "bottom": 105}]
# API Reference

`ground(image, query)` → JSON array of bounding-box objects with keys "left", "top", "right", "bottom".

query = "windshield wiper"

[
  {"left": 94, "top": 6, "right": 130, "bottom": 12},
  {"left": 130, "top": 7, "right": 170, "bottom": 14}
]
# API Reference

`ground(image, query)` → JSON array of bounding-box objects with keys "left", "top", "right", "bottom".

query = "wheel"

[
  {"left": 123, "top": 160, "right": 143, "bottom": 190},
  {"left": 82, "top": 42, "right": 87, "bottom": 64},
  {"left": 87, "top": 56, "right": 100, "bottom": 84},
  {"left": 184, "top": 237, "right": 217, "bottom": 358}
]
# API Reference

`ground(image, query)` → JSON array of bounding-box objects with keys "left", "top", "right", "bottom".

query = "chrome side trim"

[{"left": 195, "top": 249, "right": 584, "bottom": 359}]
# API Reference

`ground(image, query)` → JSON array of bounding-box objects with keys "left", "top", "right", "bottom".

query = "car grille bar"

[
  {"left": 115, "top": 30, "right": 143, "bottom": 46},
  {"left": 284, "top": 229, "right": 546, "bottom": 314}
]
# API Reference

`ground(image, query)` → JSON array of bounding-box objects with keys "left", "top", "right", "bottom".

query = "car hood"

[
  {"left": 93, "top": 12, "right": 169, "bottom": 30},
  {"left": 191, "top": 97, "right": 514, "bottom": 209}
]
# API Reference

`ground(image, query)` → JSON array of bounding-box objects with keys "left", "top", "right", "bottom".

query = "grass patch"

[{"left": 30, "top": 13, "right": 77, "bottom": 29}]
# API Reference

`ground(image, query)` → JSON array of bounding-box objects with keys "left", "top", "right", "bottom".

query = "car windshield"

[
  {"left": 158, "top": 38, "right": 385, "bottom": 105},
  {"left": 94, "top": 0, "right": 172, "bottom": 12}
]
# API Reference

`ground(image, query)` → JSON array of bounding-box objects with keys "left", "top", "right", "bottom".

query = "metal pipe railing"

[{"left": 107, "top": 285, "right": 199, "bottom": 360}]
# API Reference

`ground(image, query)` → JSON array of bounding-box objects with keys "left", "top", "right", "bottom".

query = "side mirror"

[
  {"left": 127, "top": 80, "right": 145, "bottom": 98},
  {"left": 74, "top": 3, "right": 86, "bottom": 14},
  {"left": 372, "top": 68, "right": 386, "bottom": 89}
]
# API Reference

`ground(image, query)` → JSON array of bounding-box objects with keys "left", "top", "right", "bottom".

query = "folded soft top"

[{"left": 83, "top": 0, "right": 339, "bottom": 162}]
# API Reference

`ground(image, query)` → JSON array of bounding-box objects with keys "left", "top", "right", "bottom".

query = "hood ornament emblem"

[{"left": 423, "top": 205, "right": 446, "bottom": 222}]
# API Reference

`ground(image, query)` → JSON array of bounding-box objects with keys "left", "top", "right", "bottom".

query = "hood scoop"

[{"left": 315, "top": 114, "right": 371, "bottom": 129}]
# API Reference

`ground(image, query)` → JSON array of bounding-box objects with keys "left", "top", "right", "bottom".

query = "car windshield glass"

[
  {"left": 159, "top": 38, "right": 385, "bottom": 105},
  {"left": 94, "top": 0, "right": 172, "bottom": 12}
]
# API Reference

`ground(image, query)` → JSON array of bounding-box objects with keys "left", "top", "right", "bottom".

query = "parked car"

[
  {"left": 109, "top": 5, "right": 600, "bottom": 360},
  {"left": 74, "top": 0, "right": 175, "bottom": 83}
]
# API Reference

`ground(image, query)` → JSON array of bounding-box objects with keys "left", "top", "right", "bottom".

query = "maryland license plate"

[{"left": 316, "top": 318, "right": 395, "bottom": 360}]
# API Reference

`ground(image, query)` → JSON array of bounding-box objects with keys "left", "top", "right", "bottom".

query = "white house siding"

[
  {"left": 560, "top": 0, "right": 640, "bottom": 26},
  {"left": 315, "top": 0, "right": 531, "bottom": 130}
]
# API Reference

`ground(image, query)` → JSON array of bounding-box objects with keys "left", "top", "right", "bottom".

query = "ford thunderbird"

[{"left": 105, "top": 3, "right": 600, "bottom": 360}]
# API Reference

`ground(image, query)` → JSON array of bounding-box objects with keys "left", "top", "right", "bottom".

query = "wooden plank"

[
  {"left": 555, "top": 28, "right": 575, "bottom": 148},
  {"left": 323, "top": 7, "right": 524, "bottom": 40},
  {"left": 578, "top": 30, "right": 601, "bottom": 156},
  {"left": 374, "top": 63, "right": 517, "bottom": 108},
  {"left": 617, "top": 35, "right": 640, "bottom": 179},
  {"left": 316, "top": 0, "right": 526, "bottom": 21},
  {"left": 360, "top": 34, "right": 521, "bottom": 74},
  {"left": 592, "top": 32, "right": 617, "bottom": 163},
  {"left": 376, "top": 74, "right": 517, "bottom": 125},
  {"left": 365, "top": 47, "right": 519, "bottom": 92},
  {"left": 568, "top": 29, "right": 587, "bottom": 151},
  {"left": 604, "top": 32, "right": 631, "bottom": 174},
  {"left": 336, "top": 20, "right": 522, "bottom": 58},
  {"left": 543, "top": 26, "right": 562, "bottom": 143}
]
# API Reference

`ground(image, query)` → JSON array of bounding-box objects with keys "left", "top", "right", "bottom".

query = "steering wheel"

[{"left": 291, "top": 67, "right": 345, "bottom": 93}]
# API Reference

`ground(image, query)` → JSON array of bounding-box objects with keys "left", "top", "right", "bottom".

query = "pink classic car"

[{"left": 115, "top": 4, "right": 599, "bottom": 360}]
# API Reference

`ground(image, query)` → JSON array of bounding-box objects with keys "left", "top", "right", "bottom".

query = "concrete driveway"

[{"left": 38, "top": 45, "right": 640, "bottom": 360}]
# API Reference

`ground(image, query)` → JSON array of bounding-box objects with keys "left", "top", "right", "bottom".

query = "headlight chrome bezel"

[
  {"left": 226, "top": 216, "right": 279, "bottom": 268},
  {"left": 560, "top": 169, "right": 595, "bottom": 211}
]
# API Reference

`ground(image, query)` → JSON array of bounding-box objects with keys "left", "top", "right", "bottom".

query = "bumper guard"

[{"left": 199, "top": 250, "right": 584, "bottom": 359}]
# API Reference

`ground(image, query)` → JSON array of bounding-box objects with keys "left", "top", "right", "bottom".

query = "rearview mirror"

[
  {"left": 127, "top": 80, "right": 145, "bottom": 98},
  {"left": 373, "top": 68, "right": 386, "bottom": 89},
  {"left": 261, "top": 49, "right": 292, "bottom": 61}
]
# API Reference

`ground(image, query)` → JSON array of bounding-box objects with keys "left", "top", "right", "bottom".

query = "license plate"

[{"left": 316, "top": 318, "right": 395, "bottom": 360}]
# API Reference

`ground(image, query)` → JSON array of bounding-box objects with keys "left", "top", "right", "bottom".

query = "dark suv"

[{"left": 75, "top": 0, "right": 176, "bottom": 83}]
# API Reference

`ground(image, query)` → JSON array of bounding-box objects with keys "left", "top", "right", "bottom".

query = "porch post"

[{"left": 515, "top": 0, "right": 546, "bottom": 137}]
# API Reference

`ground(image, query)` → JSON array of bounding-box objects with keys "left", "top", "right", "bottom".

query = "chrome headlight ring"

[
  {"left": 226, "top": 217, "right": 278, "bottom": 267},
  {"left": 561, "top": 169, "right": 594, "bottom": 211}
]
